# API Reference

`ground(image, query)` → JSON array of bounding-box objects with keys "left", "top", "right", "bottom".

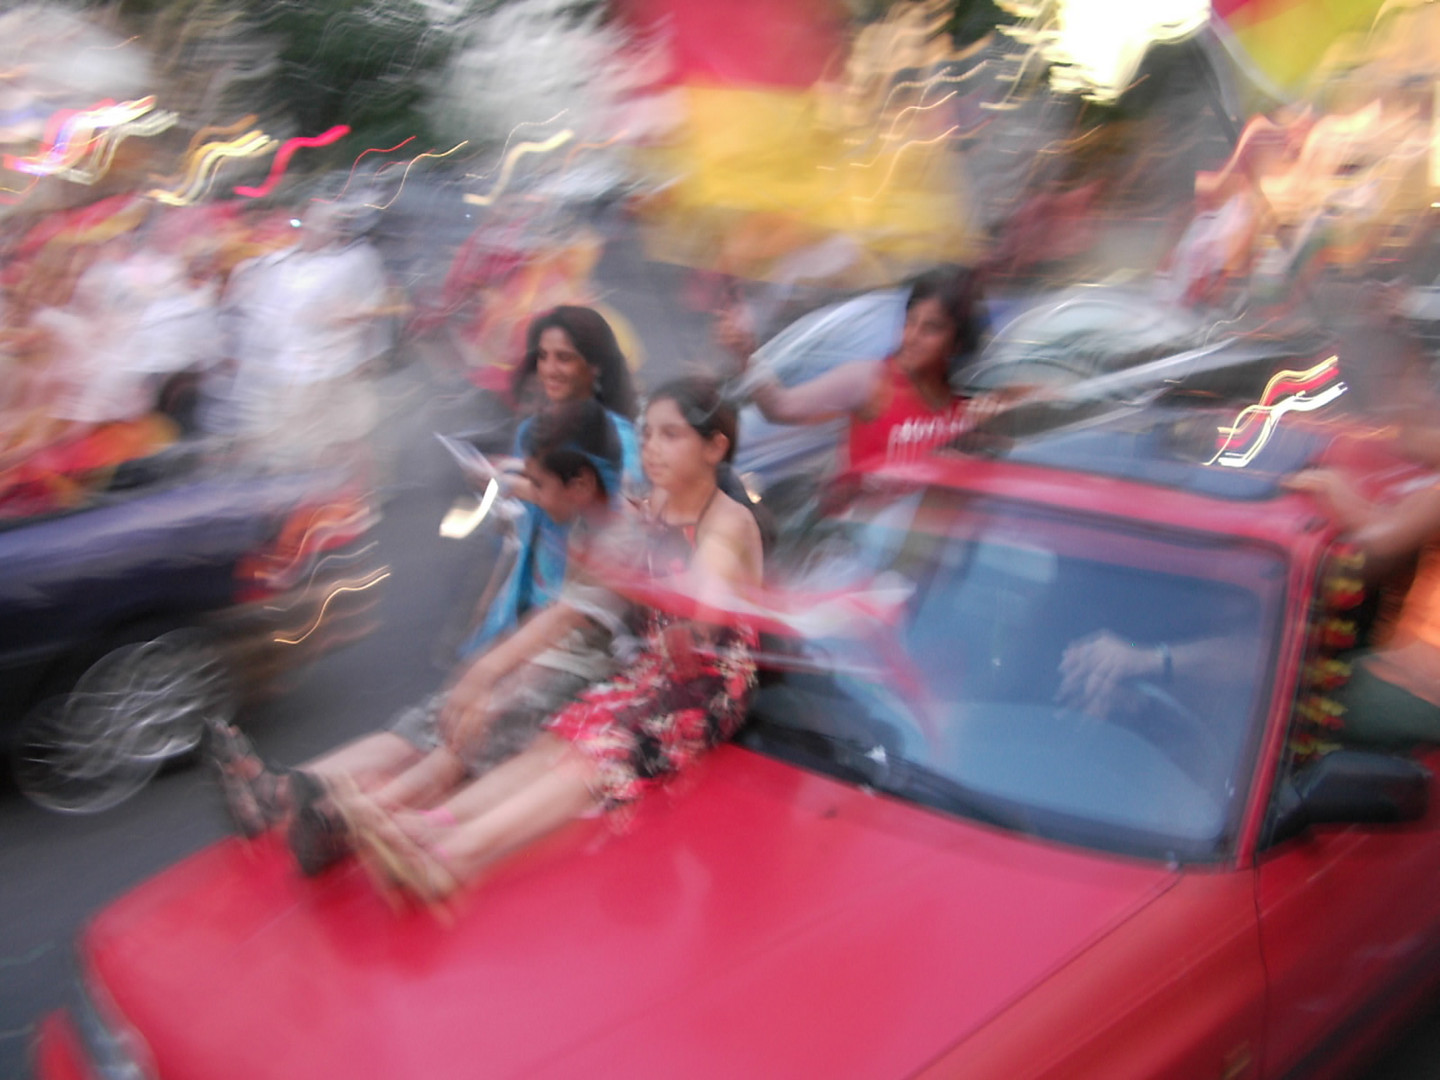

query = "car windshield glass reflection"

[{"left": 751, "top": 487, "right": 1286, "bottom": 863}]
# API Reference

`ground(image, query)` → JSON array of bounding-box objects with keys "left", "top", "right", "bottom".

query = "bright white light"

[
  {"left": 1044, "top": 0, "right": 1209, "bottom": 102},
  {"left": 438, "top": 479, "right": 499, "bottom": 539}
]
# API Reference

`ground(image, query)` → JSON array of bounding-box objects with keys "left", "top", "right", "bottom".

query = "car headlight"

[{"left": 67, "top": 956, "right": 156, "bottom": 1080}]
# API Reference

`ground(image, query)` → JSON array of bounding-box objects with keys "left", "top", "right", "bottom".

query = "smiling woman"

[
  {"left": 461, "top": 306, "right": 644, "bottom": 654},
  {"left": 511, "top": 305, "right": 638, "bottom": 423}
]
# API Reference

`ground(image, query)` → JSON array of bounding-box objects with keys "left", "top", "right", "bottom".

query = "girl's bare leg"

[
  {"left": 430, "top": 734, "right": 602, "bottom": 884},
  {"left": 304, "top": 732, "right": 424, "bottom": 794},
  {"left": 434, "top": 732, "right": 573, "bottom": 821},
  {"left": 368, "top": 746, "right": 469, "bottom": 810}
]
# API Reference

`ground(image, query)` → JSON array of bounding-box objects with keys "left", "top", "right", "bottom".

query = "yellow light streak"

[
  {"left": 365, "top": 141, "right": 468, "bottom": 210},
  {"left": 464, "top": 110, "right": 569, "bottom": 181},
  {"left": 61, "top": 108, "right": 177, "bottom": 184},
  {"left": 260, "top": 542, "right": 381, "bottom": 614},
  {"left": 148, "top": 129, "right": 275, "bottom": 206},
  {"left": 1215, "top": 357, "right": 1341, "bottom": 440},
  {"left": 874, "top": 62, "right": 990, "bottom": 118},
  {"left": 182, "top": 116, "right": 258, "bottom": 158},
  {"left": 846, "top": 93, "right": 958, "bottom": 168},
  {"left": 11, "top": 96, "right": 161, "bottom": 178},
  {"left": 1210, "top": 384, "right": 1348, "bottom": 468},
  {"left": 273, "top": 568, "right": 391, "bottom": 646},
  {"left": 853, "top": 125, "right": 958, "bottom": 202},
  {"left": 463, "top": 130, "right": 574, "bottom": 208}
]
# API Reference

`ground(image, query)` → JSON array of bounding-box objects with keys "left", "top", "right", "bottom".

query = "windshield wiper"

[
  {"left": 744, "top": 722, "right": 891, "bottom": 789},
  {"left": 878, "top": 757, "right": 1035, "bottom": 834}
]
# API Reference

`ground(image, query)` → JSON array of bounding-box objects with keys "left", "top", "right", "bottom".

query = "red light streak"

[
  {"left": 315, "top": 135, "right": 418, "bottom": 204},
  {"left": 234, "top": 124, "right": 351, "bottom": 199}
]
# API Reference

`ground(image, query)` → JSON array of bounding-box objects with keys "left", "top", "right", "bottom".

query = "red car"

[{"left": 32, "top": 407, "right": 1440, "bottom": 1080}]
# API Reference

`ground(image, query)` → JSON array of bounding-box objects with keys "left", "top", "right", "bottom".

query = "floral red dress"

[{"left": 544, "top": 512, "right": 759, "bottom": 810}]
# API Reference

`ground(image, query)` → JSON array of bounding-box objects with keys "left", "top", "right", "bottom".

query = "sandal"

[
  {"left": 288, "top": 773, "right": 396, "bottom": 880},
  {"left": 205, "top": 719, "right": 288, "bottom": 839},
  {"left": 349, "top": 799, "right": 461, "bottom": 907},
  {"left": 284, "top": 771, "right": 354, "bottom": 877}
]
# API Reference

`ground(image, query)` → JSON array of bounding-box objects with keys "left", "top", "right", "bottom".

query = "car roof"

[
  {"left": 996, "top": 404, "right": 1328, "bottom": 500},
  {"left": 860, "top": 406, "right": 1415, "bottom": 553}
]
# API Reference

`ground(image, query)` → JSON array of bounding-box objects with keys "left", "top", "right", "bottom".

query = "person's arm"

[
  {"left": 1057, "top": 630, "right": 1250, "bottom": 717},
  {"left": 1288, "top": 469, "right": 1440, "bottom": 571},
  {"left": 750, "top": 359, "right": 878, "bottom": 426},
  {"left": 439, "top": 600, "right": 590, "bottom": 749}
]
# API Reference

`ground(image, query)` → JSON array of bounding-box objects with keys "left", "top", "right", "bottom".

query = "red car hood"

[{"left": 86, "top": 748, "right": 1177, "bottom": 1080}]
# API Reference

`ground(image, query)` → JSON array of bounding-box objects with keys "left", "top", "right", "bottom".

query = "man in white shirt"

[{"left": 217, "top": 202, "right": 391, "bottom": 469}]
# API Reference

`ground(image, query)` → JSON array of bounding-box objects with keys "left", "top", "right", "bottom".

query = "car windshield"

[{"left": 748, "top": 483, "right": 1287, "bottom": 863}]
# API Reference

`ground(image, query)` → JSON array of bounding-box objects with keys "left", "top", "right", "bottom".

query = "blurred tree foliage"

[
  {"left": 243, "top": 1, "right": 453, "bottom": 152},
  {"left": 80, "top": 0, "right": 475, "bottom": 162},
  {"left": 844, "top": 0, "right": 1013, "bottom": 48},
  {"left": 77, "top": 0, "right": 626, "bottom": 169},
  {"left": 936, "top": 0, "right": 1011, "bottom": 47}
]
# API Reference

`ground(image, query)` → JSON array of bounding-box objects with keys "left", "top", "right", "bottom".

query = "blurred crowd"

[
  {"left": 0, "top": 195, "right": 403, "bottom": 516},
  {"left": 3, "top": 0, "right": 1440, "bottom": 897}
]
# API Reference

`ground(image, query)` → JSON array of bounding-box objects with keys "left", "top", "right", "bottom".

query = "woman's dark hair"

[
  {"left": 906, "top": 264, "right": 987, "bottom": 369},
  {"left": 521, "top": 398, "right": 622, "bottom": 497},
  {"left": 512, "top": 305, "right": 639, "bottom": 419},
  {"left": 645, "top": 376, "right": 738, "bottom": 463}
]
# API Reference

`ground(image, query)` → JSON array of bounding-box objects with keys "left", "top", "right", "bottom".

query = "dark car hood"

[{"left": 86, "top": 748, "right": 1177, "bottom": 1080}]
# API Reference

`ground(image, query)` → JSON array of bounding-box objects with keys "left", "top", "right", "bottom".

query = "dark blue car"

[{"left": 0, "top": 455, "right": 385, "bottom": 812}]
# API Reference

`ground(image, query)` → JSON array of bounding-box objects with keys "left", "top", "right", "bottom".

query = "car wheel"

[
  {"left": 10, "top": 629, "right": 236, "bottom": 814},
  {"left": 12, "top": 694, "right": 163, "bottom": 814}
]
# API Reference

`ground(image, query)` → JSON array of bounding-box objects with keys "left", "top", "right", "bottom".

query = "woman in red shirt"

[{"left": 732, "top": 265, "right": 994, "bottom": 470}]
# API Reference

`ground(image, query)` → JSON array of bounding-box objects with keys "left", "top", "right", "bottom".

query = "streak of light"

[
  {"left": 462, "top": 130, "right": 574, "bottom": 208},
  {"left": 61, "top": 108, "right": 177, "bottom": 184},
  {"left": 1215, "top": 356, "right": 1342, "bottom": 445},
  {"left": 364, "top": 140, "right": 467, "bottom": 210},
  {"left": 234, "top": 123, "right": 351, "bottom": 198},
  {"left": 847, "top": 93, "right": 957, "bottom": 165},
  {"left": 6, "top": 97, "right": 159, "bottom": 177},
  {"left": 273, "top": 569, "right": 391, "bottom": 646},
  {"left": 1211, "top": 383, "right": 1348, "bottom": 469},
  {"left": 464, "top": 110, "right": 569, "bottom": 181},
  {"left": 841, "top": 62, "right": 990, "bottom": 148},
  {"left": 1208, "top": 357, "right": 1346, "bottom": 468},
  {"left": 439, "top": 479, "right": 498, "bottom": 539},
  {"left": 260, "top": 542, "right": 381, "bottom": 614},
  {"left": 183, "top": 116, "right": 258, "bottom": 158},
  {"left": 873, "top": 62, "right": 990, "bottom": 118},
  {"left": 88, "top": 35, "right": 140, "bottom": 51},
  {"left": 563, "top": 131, "right": 628, "bottom": 165},
  {"left": 258, "top": 504, "right": 379, "bottom": 587},
  {"left": 852, "top": 126, "right": 958, "bottom": 202},
  {"left": 0, "top": 175, "right": 39, "bottom": 204},
  {"left": 317, "top": 135, "right": 417, "bottom": 204},
  {"left": 148, "top": 130, "right": 276, "bottom": 206}
]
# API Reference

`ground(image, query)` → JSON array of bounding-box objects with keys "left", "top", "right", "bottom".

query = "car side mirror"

[{"left": 1265, "top": 750, "right": 1431, "bottom": 848}]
